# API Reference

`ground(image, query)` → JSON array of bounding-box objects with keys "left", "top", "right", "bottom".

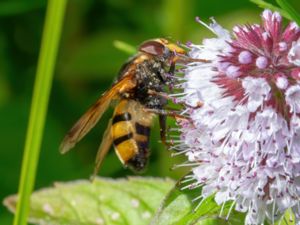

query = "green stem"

[
  {"left": 13, "top": 0, "right": 67, "bottom": 225},
  {"left": 276, "top": 0, "right": 300, "bottom": 25}
]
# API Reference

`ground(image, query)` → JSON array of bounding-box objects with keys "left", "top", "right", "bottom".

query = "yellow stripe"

[
  {"left": 114, "top": 139, "right": 137, "bottom": 163},
  {"left": 111, "top": 121, "right": 133, "bottom": 139}
]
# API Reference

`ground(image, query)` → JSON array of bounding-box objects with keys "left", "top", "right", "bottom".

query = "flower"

[{"left": 177, "top": 10, "right": 300, "bottom": 224}]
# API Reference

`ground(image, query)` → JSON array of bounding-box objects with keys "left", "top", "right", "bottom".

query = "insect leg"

[
  {"left": 159, "top": 114, "right": 167, "bottom": 146},
  {"left": 148, "top": 90, "right": 172, "bottom": 101},
  {"left": 144, "top": 108, "right": 190, "bottom": 147},
  {"left": 169, "top": 60, "right": 176, "bottom": 76},
  {"left": 177, "top": 55, "right": 211, "bottom": 64},
  {"left": 148, "top": 90, "right": 203, "bottom": 109},
  {"left": 143, "top": 107, "right": 188, "bottom": 120}
]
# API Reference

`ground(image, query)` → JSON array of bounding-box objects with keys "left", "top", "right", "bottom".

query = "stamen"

[
  {"left": 180, "top": 182, "right": 201, "bottom": 190},
  {"left": 169, "top": 92, "right": 187, "bottom": 97},
  {"left": 289, "top": 210, "right": 293, "bottom": 222},
  {"left": 193, "top": 197, "right": 206, "bottom": 212},
  {"left": 171, "top": 149, "right": 190, "bottom": 156},
  {"left": 219, "top": 201, "right": 226, "bottom": 217},
  {"left": 195, "top": 16, "right": 216, "bottom": 34},
  {"left": 172, "top": 162, "right": 201, "bottom": 169},
  {"left": 181, "top": 177, "right": 196, "bottom": 184},
  {"left": 272, "top": 199, "right": 276, "bottom": 225},
  {"left": 226, "top": 201, "right": 236, "bottom": 220},
  {"left": 191, "top": 195, "right": 203, "bottom": 203}
]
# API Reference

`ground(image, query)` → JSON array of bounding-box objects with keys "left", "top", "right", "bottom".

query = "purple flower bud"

[
  {"left": 226, "top": 65, "right": 241, "bottom": 78},
  {"left": 238, "top": 51, "right": 252, "bottom": 64},
  {"left": 255, "top": 56, "right": 268, "bottom": 69}
]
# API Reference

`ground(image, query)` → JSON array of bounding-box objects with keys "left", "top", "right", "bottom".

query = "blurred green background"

[{"left": 2, "top": 0, "right": 299, "bottom": 224}]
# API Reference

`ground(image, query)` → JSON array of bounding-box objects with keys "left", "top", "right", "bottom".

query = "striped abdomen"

[{"left": 111, "top": 99, "right": 154, "bottom": 171}]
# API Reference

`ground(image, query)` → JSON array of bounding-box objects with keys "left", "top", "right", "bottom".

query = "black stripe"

[
  {"left": 112, "top": 113, "right": 132, "bottom": 124},
  {"left": 113, "top": 133, "right": 133, "bottom": 146},
  {"left": 135, "top": 122, "right": 150, "bottom": 136},
  {"left": 127, "top": 146, "right": 149, "bottom": 172},
  {"left": 137, "top": 141, "right": 149, "bottom": 150}
]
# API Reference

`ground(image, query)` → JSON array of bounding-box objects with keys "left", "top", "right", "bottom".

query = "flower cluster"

[{"left": 177, "top": 10, "right": 300, "bottom": 224}]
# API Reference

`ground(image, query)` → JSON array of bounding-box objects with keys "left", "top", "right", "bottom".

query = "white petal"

[
  {"left": 285, "top": 85, "right": 300, "bottom": 113},
  {"left": 288, "top": 38, "right": 300, "bottom": 66}
]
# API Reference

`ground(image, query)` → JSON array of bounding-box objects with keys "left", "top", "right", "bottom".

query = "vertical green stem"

[{"left": 13, "top": 0, "right": 67, "bottom": 225}]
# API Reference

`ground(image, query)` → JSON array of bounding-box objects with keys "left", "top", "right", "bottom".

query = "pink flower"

[{"left": 177, "top": 10, "right": 300, "bottom": 224}]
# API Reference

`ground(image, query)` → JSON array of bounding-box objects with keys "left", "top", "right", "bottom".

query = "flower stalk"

[{"left": 13, "top": 0, "right": 67, "bottom": 224}]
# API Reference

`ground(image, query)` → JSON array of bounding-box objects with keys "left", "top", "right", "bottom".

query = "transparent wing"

[
  {"left": 91, "top": 119, "right": 113, "bottom": 180},
  {"left": 60, "top": 75, "right": 136, "bottom": 154}
]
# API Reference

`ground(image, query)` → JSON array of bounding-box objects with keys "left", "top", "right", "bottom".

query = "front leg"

[
  {"left": 143, "top": 107, "right": 190, "bottom": 148},
  {"left": 143, "top": 107, "right": 188, "bottom": 120},
  {"left": 148, "top": 89, "right": 203, "bottom": 109},
  {"left": 169, "top": 60, "right": 176, "bottom": 76},
  {"left": 159, "top": 114, "right": 167, "bottom": 146}
]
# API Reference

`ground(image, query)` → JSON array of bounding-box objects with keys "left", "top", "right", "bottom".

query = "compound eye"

[{"left": 139, "top": 40, "right": 165, "bottom": 56}]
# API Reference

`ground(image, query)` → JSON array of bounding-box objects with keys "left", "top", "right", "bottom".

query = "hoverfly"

[{"left": 60, "top": 38, "right": 187, "bottom": 177}]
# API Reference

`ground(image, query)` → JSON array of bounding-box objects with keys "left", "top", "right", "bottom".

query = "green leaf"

[
  {"left": 250, "top": 0, "right": 293, "bottom": 20},
  {"left": 273, "top": 209, "right": 295, "bottom": 225},
  {"left": 276, "top": 0, "right": 300, "bottom": 26},
  {"left": 4, "top": 177, "right": 174, "bottom": 225},
  {"left": 151, "top": 177, "right": 245, "bottom": 225}
]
